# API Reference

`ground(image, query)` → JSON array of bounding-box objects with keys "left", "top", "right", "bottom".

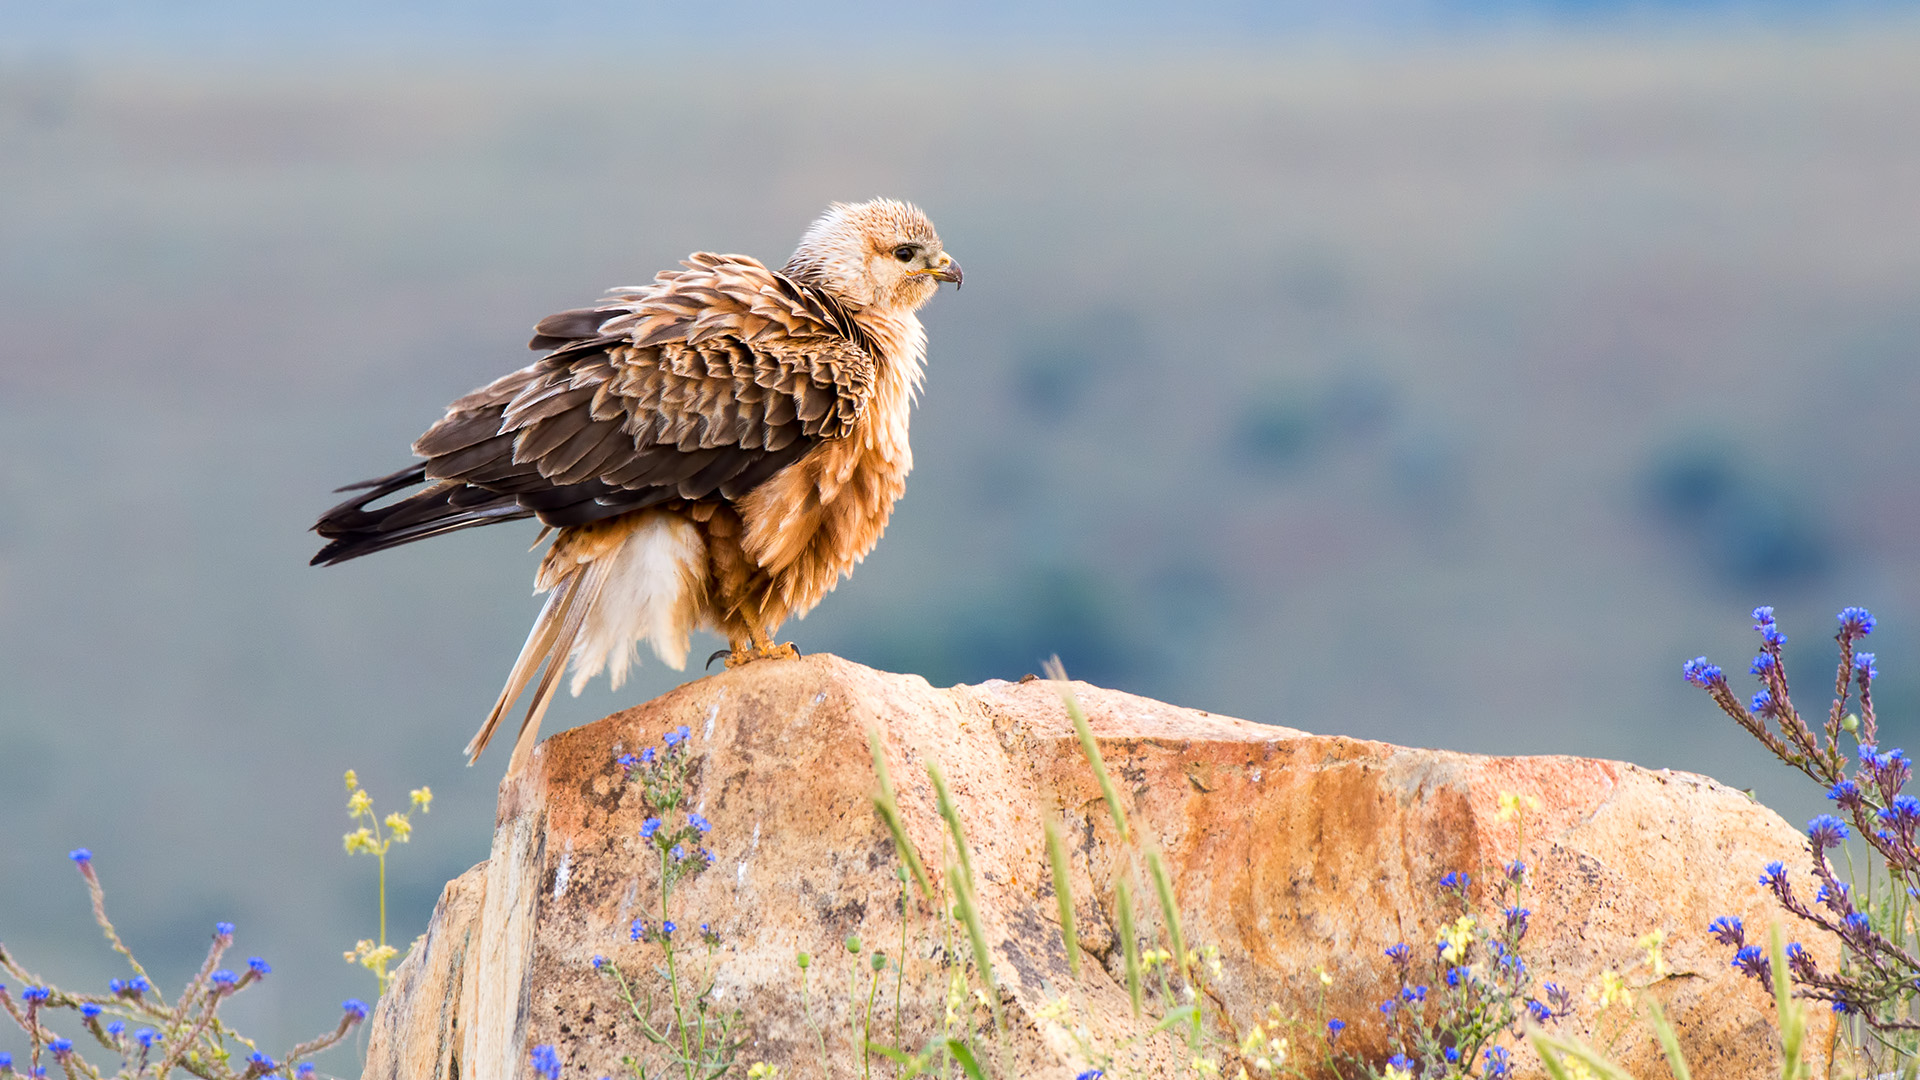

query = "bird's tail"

[
  {"left": 464, "top": 554, "right": 616, "bottom": 774},
  {"left": 465, "top": 512, "right": 707, "bottom": 772}
]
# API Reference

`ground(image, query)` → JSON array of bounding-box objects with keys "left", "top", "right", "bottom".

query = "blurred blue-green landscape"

[{"left": 3, "top": 0, "right": 1919, "bottom": 1063}]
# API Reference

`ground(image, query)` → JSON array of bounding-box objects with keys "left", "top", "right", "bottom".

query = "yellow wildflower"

[
  {"left": 343, "top": 769, "right": 358, "bottom": 790},
  {"left": 747, "top": 1064, "right": 780, "bottom": 1079},
  {"left": 1437, "top": 914, "right": 1476, "bottom": 962},
  {"left": 385, "top": 812, "right": 413, "bottom": 841},
  {"left": 1638, "top": 929, "right": 1669, "bottom": 980},
  {"left": 1383, "top": 1063, "right": 1415, "bottom": 1080},
  {"left": 410, "top": 786, "right": 433, "bottom": 811},
  {"left": 342, "top": 827, "right": 375, "bottom": 854},
  {"left": 1589, "top": 969, "right": 1629, "bottom": 1010},
  {"left": 1496, "top": 791, "right": 1542, "bottom": 822},
  {"left": 347, "top": 788, "right": 372, "bottom": 817},
  {"left": 1316, "top": 964, "right": 1333, "bottom": 986}
]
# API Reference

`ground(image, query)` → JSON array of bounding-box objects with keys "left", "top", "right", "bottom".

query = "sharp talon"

[{"left": 705, "top": 648, "right": 732, "bottom": 670}]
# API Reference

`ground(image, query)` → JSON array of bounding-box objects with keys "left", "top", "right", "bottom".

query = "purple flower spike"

[
  {"left": 1708, "top": 915, "right": 1745, "bottom": 947},
  {"left": 1683, "top": 657, "right": 1724, "bottom": 687},
  {"left": 342, "top": 999, "right": 369, "bottom": 1021},
  {"left": 1839, "top": 607, "right": 1876, "bottom": 635},
  {"left": 530, "top": 1044, "right": 562, "bottom": 1080},
  {"left": 1808, "top": 814, "right": 1850, "bottom": 849},
  {"left": 1752, "top": 606, "right": 1776, "bottom": 628},
  {"left": 1856, "top": 653, "right": 1878, "bottom": 679}
]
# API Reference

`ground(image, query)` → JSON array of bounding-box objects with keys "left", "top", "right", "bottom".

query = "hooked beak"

[{"left": 923, "top": 254, "right": 963, "bottom": 288}]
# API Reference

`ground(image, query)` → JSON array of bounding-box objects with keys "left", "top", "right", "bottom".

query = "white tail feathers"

[{"left": 464, "top": 512, "right": 708, "bottom": 772}]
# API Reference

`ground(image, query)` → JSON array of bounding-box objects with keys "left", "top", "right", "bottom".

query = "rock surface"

[{"left": 362, "top": 655, "right": 1832, "bottom": 1080}]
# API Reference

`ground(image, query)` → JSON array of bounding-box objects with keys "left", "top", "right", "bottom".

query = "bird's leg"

[{"left": 722, "top": 623, "right": 800, "bottom": 668}]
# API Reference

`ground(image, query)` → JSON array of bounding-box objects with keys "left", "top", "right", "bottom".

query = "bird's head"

[{"left": 784, "top": 199, "right": 961, "bottom": 312}]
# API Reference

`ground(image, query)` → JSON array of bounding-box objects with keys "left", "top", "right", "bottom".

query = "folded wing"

[{"left": 312, "top": 254, "right": 876, "bottom": 565}]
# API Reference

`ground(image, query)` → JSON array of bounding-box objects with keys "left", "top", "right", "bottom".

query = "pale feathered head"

[{"left": 784, "top": 199, "right": 961, "bottom": 312}]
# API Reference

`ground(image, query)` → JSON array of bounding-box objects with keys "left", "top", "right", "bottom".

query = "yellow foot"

[{"left": 721, "top": 641, "right": 801, "bottom": 669}]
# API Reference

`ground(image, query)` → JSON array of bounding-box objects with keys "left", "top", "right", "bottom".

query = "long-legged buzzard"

[{"left": 313, "top": 199, "right": 960, "bottom": 770}]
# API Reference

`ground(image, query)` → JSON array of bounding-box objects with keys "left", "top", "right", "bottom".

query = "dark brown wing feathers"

[{"left": 312, "top": 254, "right": 873, "bottom": 566}]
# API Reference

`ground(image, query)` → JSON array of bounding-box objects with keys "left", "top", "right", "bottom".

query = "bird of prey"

[{"left": 312, "top": 199, "right": 960, "bottom": 770}]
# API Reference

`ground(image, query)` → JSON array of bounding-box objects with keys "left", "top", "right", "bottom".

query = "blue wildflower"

[
  {"left": 136, "top": 1028, "right": 160, "bottom": 1049},
  {"left": 1446, "top": 965, "right": 1469, "bottom": 987},
  {"left": 1506, "top": 906, "right": 1531, "bottom": 938},
  {"left": 631, "top": 919, "right": 648, "bottom": 941},
  {"left": 1829, "top": 780, "right": 1862, "bottom": 806},
  {"left": 530, "top": 1044, "right": 562, "bottom": 1080},
  {"left": 1387, "top": 1055, "right": 1413, "bottom": 1071},
  {"left": 639, "top": 747, "right": 656, "bottom": 764},
  {"left": 47, "top": 1041, "right": 72, "bottom": 1059},
  {"left": 1751, "top": 689, "right": 1773, "bottom": 713},
  {"left": 591, "top": 955, "right": 605, "bottom": 970},
  {"left": 1683, "top": 657, "right": 1723, "bottom": 687},
  {"left": 616, "top": 753, "right": 638, "bottom": 771},
  {"left": 661, "top": 921, "right": 676, "bottom": 936},
  {"left": 249, "top": 957, "right": 271, "bottom": 976},
  {"left": 211, "top": 969, "right": 238, "bottom": 989},
  {"left": 1438, "top": 870, "right": 1469, "bottom": 892},
  {"left": 1379, "top": 998, "right": 1397, "bottom": 1015},
  {"left": 1527, "top": 999, "right": 1552, "bottom": 1023},
  {"left": 688, "top": 813, "right": 712, "bottom": 833},
  {"left": 640, "top": 818, "right": 662, "bottom": 840},
  {"left": 297, "top": 1066, "right": 316, "bottom": 1080},
  {"left": 1762, "top": 626, "right": 1788, "bottom": 647},
  {"left": 670, "top": 844, "right": 686, "bottom": 861},
  {"left": 1807, "top": 814, "right": 1850, "bottom": 849},
  {"left": 1857, "top": 653, "right": 1878, "bottom": 679},
  {"left": 1401, "top": 984, "right": 1428, "bottom": 1003},
  {"left": 131, "top": 976, "right": 151, "bottom": 994},
  {"left": 215, "top": 922, "right": 235, "bottom": 939},
  {"left": 1327, "top": 1018, "right": 1346, "bottom": 1039},
  {"left": 249, "top": 1052, "right": 278, "bottom": 1075},
  {"left": 1384, "top": 942, "right": 1411, "bottom": 965},
  {"left": 20, "top": 986, "right": 48, "bottom": 1004},
  {"left": 1760, "top": 861, "right": 1787, "bottom": 888},
  {"left": 1879, "top": 796, "right": 1920, "bottom": 825},
  {"left": 1840, "top": 607, "right": 1876, "bottom": 635},
  {"left": 342, "top": 999, "right": 369, "bottom": 1021},
  {"left": 1753, "top": 606, "right": 1776, "bottom": 628},
  {"left": 81, "top": 1003, "right": 101, "bottom": 1019},
  {"left": 1504, "top": 859, "right": 1526, "bottom": 882},
  {"left": 1834, "top": 997, "right": 1857, "bottom": 1014},
  {"left": 1733, "top": 945, "right": 1769, "bottom": 980},
  {"left": 663, "top": 726, "right": 690, "bottom": 747},
  {"left": 1844, "top": 912, "right": 1871, "bottom": 935},
  {"left": 1, "top": 1053, "right": 11, "bottom": 1070},
  {"left": 1708, "top": 915, "right": 1745, "bottom": 946},
  {"left": 68, "top": 849, "right": 92, "bottom": 864},
  {"left": 1750, "top": 653, "right": 1774, "bottom": 675},
  {"left": 1485, "top": 1046, "right": 1512, "bottom": 1079},
  {"left": 1075, "top": 1072, "right": 1104, "bottom": 1080},
  {"left": 1444, "top": 1046, "right": 1460, "bottom": 1063},
  {"left": 106, "top": 1020, "right": 125, "bottom": 1037}
]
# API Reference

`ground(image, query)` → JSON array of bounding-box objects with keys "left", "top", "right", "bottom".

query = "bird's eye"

[{"left": 893, "top": 245, "right": 917, "bottom": 262}]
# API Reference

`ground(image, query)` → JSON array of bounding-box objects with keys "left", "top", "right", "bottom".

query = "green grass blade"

[
  {"left": 1044, "top": 656, "right": 1130, "bottom": 844},
  {"left": 928, "top": 761, "right": 977, "bottom": 892},
  {"left": 1528, "top": 1032, "right": 1577, "bottom": 1080},
  {"left": 1769, "top": 923, "right": 1806, "bottom": 1080},
  {"left": 948, "top": 864, "right": 999, "bottom": 999},
  {"left": 1530, "top": 1031, "right": 1639, "bottom": 1080},
  {"left": 1146, "top": 849, "right": 1189, "bottom": 985},
  {"left": 1043, "top": 815, "right": 1080, "bottom": 977},
  {"left": 1645, "top": 997, "right": 1692, "bottom": 1080},
  {"left": 943, "top": 1039, "right": 988, "bottom": 1080},
  {"left": 1115, "top": 875, "right": 1142, "bottom": 1016},
  {"left": 869, "top": 731, "right": 932, "bottom": 899}
]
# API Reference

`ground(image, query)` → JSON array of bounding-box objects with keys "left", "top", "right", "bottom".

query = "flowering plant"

[
  {"left": 1686, "top": 606, "right": 1920, "bottom": 1068},
  {"left": 1, "top": 850, "right": 365, "bottom": 1080}
]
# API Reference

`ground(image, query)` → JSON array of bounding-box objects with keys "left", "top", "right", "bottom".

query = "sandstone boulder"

[{"left": 362, "top": 655, "right": 1831, "bottom": 1080}]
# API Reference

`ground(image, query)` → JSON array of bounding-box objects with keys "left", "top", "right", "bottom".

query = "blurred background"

[{"left": 3, "top": 0, "right": 1919, "bottom": 1063}]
